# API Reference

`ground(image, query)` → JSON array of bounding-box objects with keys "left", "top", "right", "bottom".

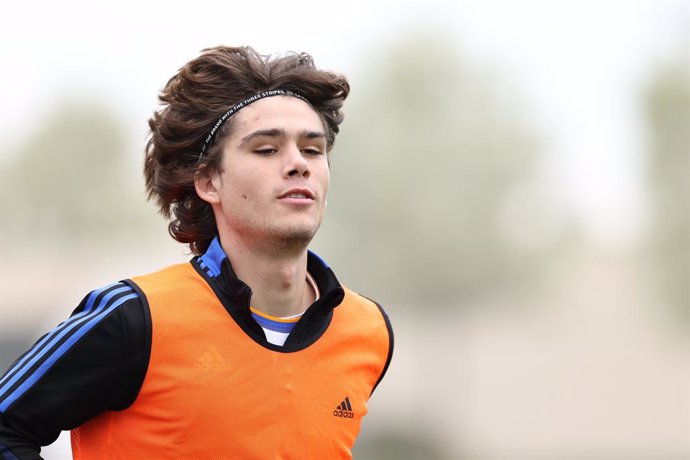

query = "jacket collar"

[{"left": 192, "top": 236, "right": 345, "bottom": 351}]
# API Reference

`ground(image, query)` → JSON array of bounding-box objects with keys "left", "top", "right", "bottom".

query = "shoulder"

[
  {"left": 340, "top": 287, "right": 394, "bottom": 353},
  {"left": 75, "top": 281, "right": 149, "bottom": 358},
  {"left": 340, "top": 289, "right": 394, "bottom": 395},
  {"left": 0, "top": 281, "right": 150, "bottom": 422},
  {"left": 129, "top": 262, "right": 202, "bottom": 296},
  {"left": 64, "top": 281, "right": 145, "bottom": 331},
  {"left": 342, "top": 288, "right": 392, "bottom": 327}
]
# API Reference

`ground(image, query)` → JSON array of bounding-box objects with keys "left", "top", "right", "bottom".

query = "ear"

[{"left": 194, "top": 170, "right": 222, "bottom": 205}]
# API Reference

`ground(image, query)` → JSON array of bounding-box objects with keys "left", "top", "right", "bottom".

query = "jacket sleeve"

[{"left": 0, "top": 281, "right": 151, "bottom": 460}]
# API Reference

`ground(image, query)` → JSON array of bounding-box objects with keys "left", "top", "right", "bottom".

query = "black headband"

[{"left": 198, "top": 89, "right": 309, "bottom": 160}]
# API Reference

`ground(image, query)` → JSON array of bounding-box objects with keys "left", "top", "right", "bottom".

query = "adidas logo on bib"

[{"left": 333, "top": 396, "right": 354, "bottom": 418}]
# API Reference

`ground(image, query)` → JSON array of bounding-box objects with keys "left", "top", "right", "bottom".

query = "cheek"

[
  {"left": 315, "top": 161, "right": 331, "bottom": 190},
  {"left": 221, "top": 168, "right": 257, "bottom": 199}
]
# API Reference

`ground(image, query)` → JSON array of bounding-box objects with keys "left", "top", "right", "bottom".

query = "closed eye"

[
  {"left": 254, "top": 147, "right": 277, "bottom": 155},
  {"left": 302, "top": 147, "right": 323, "bottom": 156}
]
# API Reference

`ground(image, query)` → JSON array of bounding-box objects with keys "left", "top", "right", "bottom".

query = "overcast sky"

[{"left": 1, "top": 0, "right": 687, "bottom": 246}]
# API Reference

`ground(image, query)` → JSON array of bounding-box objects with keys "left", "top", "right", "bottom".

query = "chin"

[{"left": 271, "top": 223, "right": 320, "bottom": 247}]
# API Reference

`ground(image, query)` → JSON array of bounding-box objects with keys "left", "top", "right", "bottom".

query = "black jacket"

[{"left": 0, "top": 239, "right": 394, "bottom": 459}]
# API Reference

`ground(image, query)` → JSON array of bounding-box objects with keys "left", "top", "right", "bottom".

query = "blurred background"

[{"left": 1, "top": 1, "right": 688, "bottom": 458}]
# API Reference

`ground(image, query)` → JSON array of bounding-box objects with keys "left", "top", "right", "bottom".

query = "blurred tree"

[
  {"left": 352, "top": 430, "right": 446, "bottom": 460},
  {"left": 0, "top": 100, "right": 173, "bottom": 372},
  {"left": 0, "top": 100, "right": 155, "bottom": 248},
  {"left": 319, "top": 33, "right": 545, "bottom": 307},
  {"left": 643, "top": 56, "right": 690, "bottom": 328}
]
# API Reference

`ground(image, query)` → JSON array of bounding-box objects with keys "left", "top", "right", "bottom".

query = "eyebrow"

[{"left": 238, "top": 128, "right": 327, "bottom": 147}]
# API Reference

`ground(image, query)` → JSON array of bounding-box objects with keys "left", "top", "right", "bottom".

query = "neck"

[{"left": 217, "top": 233, "right": 314, "bottom": 318}]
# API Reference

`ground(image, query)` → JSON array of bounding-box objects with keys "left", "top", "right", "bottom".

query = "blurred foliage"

[
  {"left": 643, "top": 55, "right": 690, "bottom": 328},
  {"left": 353, "top": 431, "right": 446, "bottom": 460},
  {"left": 0, "top": 100, "right": 154, "bottom": 248},
  {"left": 322, "top": 34, "right": 547, "bottom": 307}
]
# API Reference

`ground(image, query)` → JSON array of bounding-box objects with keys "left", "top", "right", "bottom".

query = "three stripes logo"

[
  {"left": 194, "top": 345, "right": 230, "bottom": 371},
  {"left": 333, "top": 396, "right": 354, "bottom": 419},
  {"left": 0, "top": 282, "right": 137, "bottom": 412}
]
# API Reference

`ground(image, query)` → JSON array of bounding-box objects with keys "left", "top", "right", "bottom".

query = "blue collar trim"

[
  {"left": 198, "top": 236, "right": 330, "bottom": 279},
  {"left": 198, "top": 237, "right": 227, "bottom": 278}
]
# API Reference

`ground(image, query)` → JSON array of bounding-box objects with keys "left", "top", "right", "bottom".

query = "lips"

[{"left": 278, "top": 188, "right": 315, "bottom": 200}]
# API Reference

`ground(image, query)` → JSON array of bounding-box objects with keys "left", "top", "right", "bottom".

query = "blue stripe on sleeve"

[
  {"left": 0, "top": 292, "right": 137, "bottom": 412},
  {"left": 0, "top": 284, "right": 127, "bottom": 394},
  {"left": 0, "top": 285, "right": 136, "bottom": 412},
  {"left": 0, "top": 283, "right": 121, "bottom": 392}
]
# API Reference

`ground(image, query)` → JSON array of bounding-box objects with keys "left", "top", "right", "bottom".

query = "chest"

[{"left": 127, "top": 299, "right": 382, "bottom": 457}]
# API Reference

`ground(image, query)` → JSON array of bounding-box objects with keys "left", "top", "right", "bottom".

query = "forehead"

[{"left": 230, "top": 96, "right": 325, "bottom": 136}]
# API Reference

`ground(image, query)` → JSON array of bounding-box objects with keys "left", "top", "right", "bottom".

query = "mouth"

[{"left": 278, "top": 188, "right": 315, "bottom": 200}]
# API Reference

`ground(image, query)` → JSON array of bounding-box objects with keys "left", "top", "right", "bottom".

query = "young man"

[{"left": 0, "top": 46, "right": 393, "bottom": 459}]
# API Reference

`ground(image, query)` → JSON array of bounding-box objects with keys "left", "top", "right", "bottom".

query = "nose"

[{"left": 284, "top": 144, "right": 310, "bottom": 179}]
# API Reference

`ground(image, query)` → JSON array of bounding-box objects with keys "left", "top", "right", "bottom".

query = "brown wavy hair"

[{"left": 144, "top": 46, "right": 350, "bottom": 255}]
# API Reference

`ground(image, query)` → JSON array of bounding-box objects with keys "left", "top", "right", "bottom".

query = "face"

[{"left": 197, "top": 96, "right": 330, "bottom": 251}]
